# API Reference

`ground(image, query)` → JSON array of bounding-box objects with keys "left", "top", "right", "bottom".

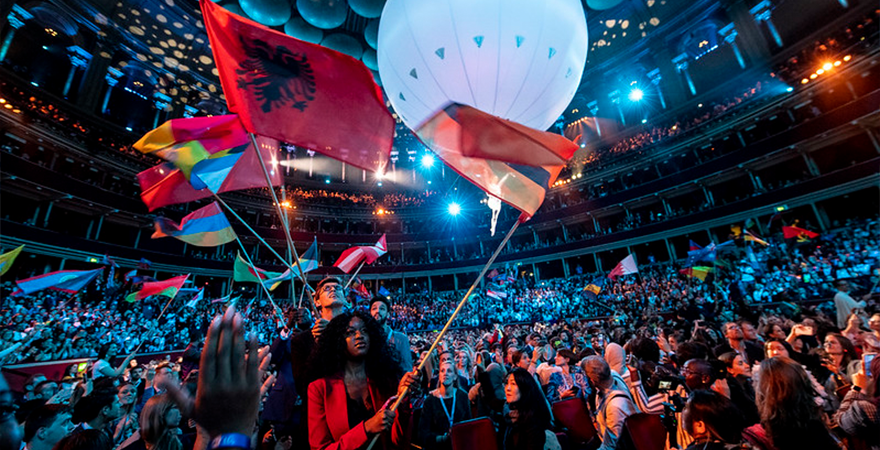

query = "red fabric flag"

[
  {"left": 200, "top": 0, "right": 393, "bottom": 173},
  {"left": 127, "top": 275, "right": 189, "bottom": 302},
  {"left": 333, "top": 235, "right": 388, "bottom": 273},
  {"left": 137, "top": 135, "right": 282, "bottom": 211},
  {"left": 416, "top": 104, "right": 575, "bottom": 218},
  {"left": 782, "top": 226, "right": 820, "bottom": 240}
]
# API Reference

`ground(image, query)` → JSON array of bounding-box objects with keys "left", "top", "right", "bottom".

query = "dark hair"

[
  {"left": 54, "top": 429, "right": 111, "bottom": 450},
  {"left": 71, "top": 389, "right": 116, "bottom": 424},
  {"left": 629, "top": 337, "right": 660, "bottom": 363},
  {"left": 717, "top": 352, "right": 739, "bottom": 370},
  {"left": 867, "top": 356, "right": 880, "bottom": 405},
  {"left": 24, "top": 404, "right": 68, "bottom": 443},
  {"left": 308, "top": 310, "right": 402, "bottom": 396},
  {"left": 370, "top": 295, "right": 391, "bottom": 311},
  {"left": 824, "top": 333, "right": 856, "bottom": 368},
  {"left": 96, "top": 343, "right": 117, "bottom": 361},
  {"left": 557, "top": 349, "right": 577, "bottom": 365},
  {"left": 764, "top": 338, "right": 794, "bottom": 356},
  {"left": 507, "top": 368, "right": 551, "bottom": 429},
  {"left": 683, "top": 390, "right": 745, "bottom": 444},
  {"left": 509, "top": 348, "right": 528, "bottom": 367},
  {"left": 675, "top": 341, "right": 709, "bottom": 366}
]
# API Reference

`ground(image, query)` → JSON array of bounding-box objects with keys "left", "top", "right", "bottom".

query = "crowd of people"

[{"left": 3, "top": 255, "right": 878, "bottom": 450}]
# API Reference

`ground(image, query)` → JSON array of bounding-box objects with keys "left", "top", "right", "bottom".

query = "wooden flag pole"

[
  {"left": 297, "top": 282, "right": 308, "bottom": 308},
  {"left": 232, "top": 235, "right": 286, "bottom": 325},
  {"left": 344, "top": 260, "right": 367, "bottom": 289},
  {"left": 248, "top": 133, "right": 312, "bottom": 290},
  {"left": 365, "top": 218, "right": 522, "bottom": 450}
]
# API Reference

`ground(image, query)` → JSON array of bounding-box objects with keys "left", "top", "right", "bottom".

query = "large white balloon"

[{"left": 377, "top": 0, "right": 588, "bottom": 132}]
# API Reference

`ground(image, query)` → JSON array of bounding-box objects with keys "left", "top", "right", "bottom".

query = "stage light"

[
  {"left": 324, "top": 178, "right": 331, "bottom": 184},
  {"left": 786, "top": 87, "right": 793, "bottom": 92},
  {"left": 810, "top": 73, "right": 818, "bottom": 79},
  {"left": 641, "top": 118, "right": 647, "bottom": 124},
  {"left": 817, "top": 69, "right": 824, "bottom": 75},
  {"left": 843, "top": 55, "right": 851, "bottom": 61},
  {"left": 833, "top": 60, "right": 841, "bottom": 67},
  {"left": 448, "top": 202, "right": 461, "bottom": 216},
  {"left": 421, "top": 153, "right": 435, "bottom": 168},
  {"left": 822, "top": 62, "right": 832, "bottom": 71},
  {"left": 801, "top": 78, "right": 809, "bottom": 84},
  {"left": 628, "top": 88, "right": 643, "bottom": 102}
]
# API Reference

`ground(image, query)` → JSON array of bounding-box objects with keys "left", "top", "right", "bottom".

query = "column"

[
  {"left": 801, "top": 151, "right": 821, "bottom": 176},
  {"left": 76, "top": 40, "right": 114, "bottom": 113},
  {"left": 647, "top": 68, "right": 667, "bottom": 109},
  {"left": 0, "top": 5, "right": 29, "bottom": 62},
  {"left": 93, "top": 215, "right": 105, "bottom": 241},
  {"left": 591, "top": 214, "right": 601, "bottom": 233},
  {"left": 560, "top": 222, "right": 568, "bottom": 242},
  {"left": 532, "top": 228, "right": 539, "bottom": 247},
  {"left": 811, "top": 203, "right": 829, "bottom": 231},
  {"left": 746, "top": 169, "right": 762, "bottom": 192},
  {"left": 451, "top": 238, "right": 458, "bottom": 258},
  {"left": 593, "top": 253, "right": 602, "bottom": 272},
  {"left": 608, "top": 90, "right": 625, "bottom": 126},
  {"left": 453, "top": 274, "right": 459, "bottom": 290},
  {"left": 672, "top": 53, "right": 696, "bottom": 96},
  {"left": 750, "top": 0, "right": 783, "bottom": 48},
  {"left": 42, "top": 201, "right": 55, "bottom": 227},
  {"left": 64, "top": 46, "right": 91, "bottom": 98},
  {"left": 134, "top": 228, "right": 142, "bottom": 249},
  {"left": 864, "top": 128, "right": 880, "bottom": 154},
  {"left": 587, "top": 101, "right": 601, "bottom": 136},
  {"left": 428, "top": 276, "right": 432, "bottom": 292},
  {"left": 532, "top": 263, "right": 539, "bottom": 282},
  {"left": 701, "top": 185, "right": 715, "bottom": 206},
  {"left": 719, "top": 24, "right": 746, "bottom": 69},
  {"left": 101, "top": 68, "right": 124, "bottom": 114},
  {"left": 661, "top": 198, "right": 671, "bottom": 215},
  {"left": 562, "top": 259, "right": 570, "bottom": 277},
  {"left": 665, "top": 238, "right": 677, "bottom": 261}
]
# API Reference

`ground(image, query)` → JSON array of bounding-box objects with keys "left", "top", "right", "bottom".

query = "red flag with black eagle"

[{"left": 200, "top": 0, "right": 393, "bottom": 173}]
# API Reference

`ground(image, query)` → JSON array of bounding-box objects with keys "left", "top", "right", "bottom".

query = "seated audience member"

[
  {"left": 70, "top": 388, "right": 123, "bottom": 443},
  {"left": 544, "top": 348, "right": 588, "bottom": 402},
  {"left": 135, "top": 362, "right": 173, "bottom": 415},
  {"left": 744, "top": 357, "right": 840, "bottom": 450},
  {"left": 307, "top": 310, "right": 417, "bottom": 450},
  {"left": 418, "top": 361, "right": 471, "bottom": 449},
  {"left": 118, "top": 393, "right": 185, "bottom": 450},
  {"left": 582, "top": 356, "right": 637, "bottom": 450},
  {"left": 22, "top": 404, "right": 74, "bottom": 450},
  {"left": 54, "top": 428, "right": 113, "bottom": 450},
  {"left": 834, "top": 356, "right": 880, "bottom": 449},
  {"left": 502, "top": 368, "right": 559, "bottom": 450},
  {"left": 681, "top": 390, "right": 746, "bottom": 450}
]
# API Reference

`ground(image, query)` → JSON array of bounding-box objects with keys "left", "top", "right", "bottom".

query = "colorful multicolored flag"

[
  {"left": 13, "top": 267, "right": 104, "bottom": 295},
  {"left": 583, "top": 278, "right": 604, "bottom": 302},
  {"left": 260, "top": 237, "right": 319, "bottom": 290},
  {"left": 233, "top": 252, "right": 281, "bottom": 283},
  {"left": 152, "top": 202, "right": 237, "bottom": 247},
  {"left": 333, "top": 235, "right": 388, "bottom": 273},
  {"left": 608, "top": 254, "right": 638, "bottom": 280},
  {"left": 200, "top": 0, "right": 393, "bottom": 173},
  {"left": 688, "top": 240, "right": 702, "bottom": 251},
  {"left": 350, "top": 277, "right": 372, "bottom": 300},
  {"left": 415, "top": 103, "right": 577, "bottom": 218},
  {"left": 125, "top": 275, "right": 189, "bottom": 302},
  {"left": 680, "top": 266, "right": 713, "bottom": 281},
  {"left": 137, "top": 134, "right": 282, "bottom": 211},
  {"left": 0, "top": 245, "right": 24, "bottom": 276}
]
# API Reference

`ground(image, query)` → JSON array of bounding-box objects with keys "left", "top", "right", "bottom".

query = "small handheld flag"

[
  {"left": 186, "top": 288, "right": 205, "bottom": 308},
  {"left": 334, "top": 235, "right": 388, "bottom": 273},
  {"left": 608, "top": 254, "right": 638, "bottom": 280},
  {"left": 125, "top": 275, "right": 189, "bottom": 302},
  {"left": 0, "top": 245, "right": 24, "bottom": 276},
  {"left": 152, "top": 202, "right": 237, "bottom": 247}
]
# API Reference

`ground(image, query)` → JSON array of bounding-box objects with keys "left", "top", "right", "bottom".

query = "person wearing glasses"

[{"left": 284, "top": 277, "right": 352, "bottom": 449}]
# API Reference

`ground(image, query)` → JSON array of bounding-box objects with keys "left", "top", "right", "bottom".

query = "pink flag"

[
  {"left": 333, "top": 235, "right": 388, "bottom": 273},
  {"left": 608, "top": 254, "right": 638, "bottom": 280}
]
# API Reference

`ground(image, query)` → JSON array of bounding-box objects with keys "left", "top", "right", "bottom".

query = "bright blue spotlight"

[
  {"left": 421, "top": 154, "right": 435, "bottom": 168},
  {"left": 628, "top": 88, "right": 643, "bottom": 102},
  {"left": 786, "top": 87, "right": 793, "bottom": 92},
  {"left": 448, "top": 202, "right": 461, "bottom": 216},
  {"left": 324, "top": 178, "right": 330, "bottom": 184}
]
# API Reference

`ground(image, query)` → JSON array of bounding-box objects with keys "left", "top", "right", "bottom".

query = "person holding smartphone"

[
  {"left": 834, "top": 355, "right": 880, "bottom": 449},
  {"left": 544, "top": 349, "right": 588, "bottom": 402}
]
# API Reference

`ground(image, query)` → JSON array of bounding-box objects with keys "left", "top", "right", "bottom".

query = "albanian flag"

[{"left": 200, "top": 0, "right": 393, "bottom": 173}]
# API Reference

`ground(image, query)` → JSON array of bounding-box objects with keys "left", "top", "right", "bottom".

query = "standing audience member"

[
  {"left": 307, "top": 310, "right": 417, "bottom": 450},
  {"left": 681, "top": 390, "right": 746, "bottom": 450},
  {"left": 745, "top": 357, "right": 840, "bottom": 450},
  {"left": 834, "top": 356, "right": 880, "bottom": 450},
  {"left": 22, "top": 404, "right": 74, "bottom": 450},
  {"left": 502, "top": 368, "right": 559, "bottom": 450},
  {"left": 371, "top": 296, "right": 414, "bottom": 372},
  {"left": 135, "top": 363, "right": 173, "bottom": 415},
  {"left": 834, "top": 280, "right": 866, "bottom": 329},
  {"left": 582, "top": 356, "right": 637, "bottom": 450},
  {"left": 418, "top": 361, "right": 471, "bottom": 449}
]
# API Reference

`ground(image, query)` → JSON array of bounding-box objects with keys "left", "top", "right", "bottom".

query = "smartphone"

[
  {"left": 658, "top": 380, "right": 673, "bottom": 391},
  {"left": 803, "top": 274, "right": 811, "bottom": 283},
  {"left": 866, "top": 353, "right": 877, "bottom": 377}
]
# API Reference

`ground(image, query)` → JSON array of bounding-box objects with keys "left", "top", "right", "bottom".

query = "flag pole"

[
  {"left": 232, "top": 234, "right": 286, "bottom": 325},
  {"left": 297, "top": 282, "right": 308, "bottom": 308},
  {"left": 365, "top": 217, "right": 522, "bottom": 450},
  {"left": 132, "top": 283, "right": 184, "bottom": 354},
  {"left": 211, "top": 193, "right": 315, "bottom": 294},
  {"left": 248, "top": 133, "right": 312, "bottom": 290},
  {"left": 344, "top": 261, "right": 367, "bottom": 289}
]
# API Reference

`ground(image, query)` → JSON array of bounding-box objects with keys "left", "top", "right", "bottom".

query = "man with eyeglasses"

[
  {"left": 282, "top": 277, "right": 351, "bottom": 449},
  {"left": 713, "top": 322, "right": 764, "bottom": 366}
]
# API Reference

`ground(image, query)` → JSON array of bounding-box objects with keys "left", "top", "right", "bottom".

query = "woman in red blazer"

[{"left": 308, "top": 310, "right": 417, "bottom": 450}]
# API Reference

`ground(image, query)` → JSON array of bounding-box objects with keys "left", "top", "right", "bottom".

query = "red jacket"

[{"left": 308, "top": 375, "right": 410, "bottom": 450}]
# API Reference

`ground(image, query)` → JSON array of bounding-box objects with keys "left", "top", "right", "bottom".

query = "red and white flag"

[
  {"left": 608, "top": 254, "right": 638, "bottom": 280},
  {"left": 333, "top": 235, "right": 388, "bottom": 273}
]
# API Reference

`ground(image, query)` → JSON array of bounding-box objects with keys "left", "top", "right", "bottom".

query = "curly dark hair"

[{"left": 307, "top": 310, "right": 403, "bottom": 397}]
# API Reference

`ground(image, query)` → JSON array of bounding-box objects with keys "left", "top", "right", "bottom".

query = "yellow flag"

[{"left": 0, "top": 245, "right": 24, "bottom": 276}]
